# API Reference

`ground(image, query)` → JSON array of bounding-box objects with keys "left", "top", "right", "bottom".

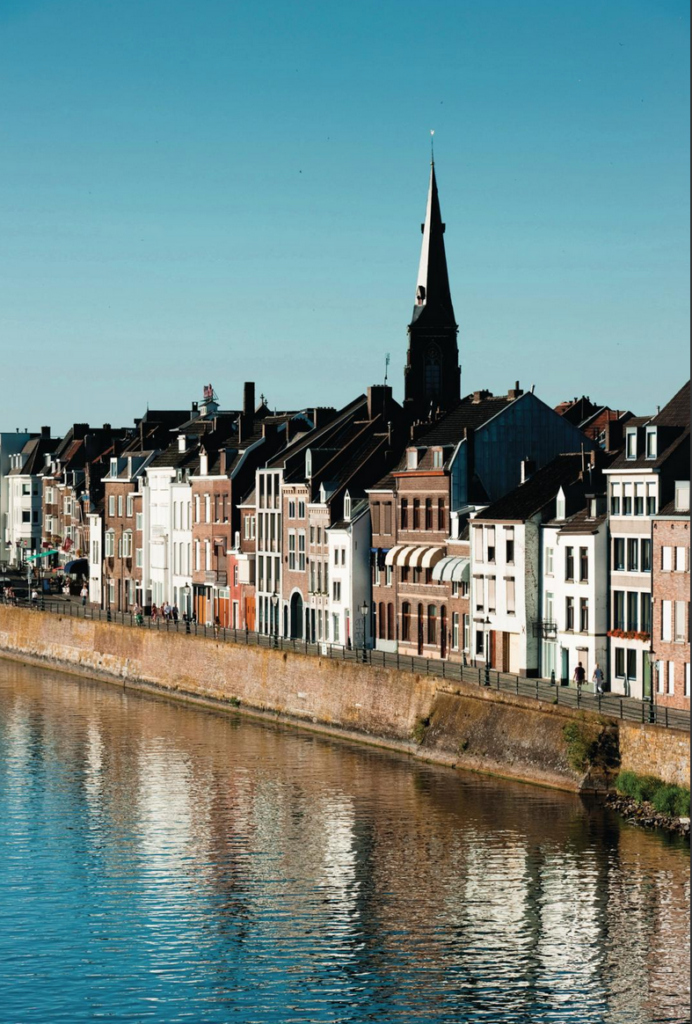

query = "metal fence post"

[{"left": 620, "top": 699, "right": 624, "bottom": 720}]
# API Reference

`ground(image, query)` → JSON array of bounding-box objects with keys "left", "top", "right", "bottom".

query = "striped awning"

[
  {"left": 384, "top": 544, "right": 407, "bottom": 566},
  {"left": 384, "top": 544, "right": 441, "bottom": 568},
  {"left": 432, "top": 556, "right": 470, "bottom": 583},
  {"left": 421, "top": 546, "right": 445, "bottom": 569}
]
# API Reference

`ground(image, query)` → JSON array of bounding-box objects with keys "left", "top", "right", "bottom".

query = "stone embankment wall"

[{"left": 0, "top": 606, "right": 688, "bottom": 792}]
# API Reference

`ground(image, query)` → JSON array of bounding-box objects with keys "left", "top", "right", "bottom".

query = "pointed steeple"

[
  {"left": 411, "top": 161, "right": 456, "bottom": 328},
  {"left": 404, "top": 159, "right": 460, "bottom": 422}
]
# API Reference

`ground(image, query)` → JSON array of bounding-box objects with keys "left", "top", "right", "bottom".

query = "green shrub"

[
  {"left": 616, "top": 771, "right": 690, "bottom": 817},
  {"left": 652, "top": 785, "right": 691, "bottom": 818}
]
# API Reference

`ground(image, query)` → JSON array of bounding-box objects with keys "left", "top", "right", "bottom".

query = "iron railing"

[{"left": 2, "top": 596, "right": 690, "bottom": 732}]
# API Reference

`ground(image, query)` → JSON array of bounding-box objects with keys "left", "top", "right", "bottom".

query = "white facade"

[
  {"left": 539, "top": 505, "right": 609, "bottom": 689},
  {"left": 7, "top": 466, "right": 42, "bottom": 566},
  {"left": 326, "top": 499, "right": 371, "bottom": 650},
  {"left": 0, "top": 431, "right": 33, "bottom": 565},
  {"left": 470, "top": 518, "right": 538, "bottom": 675},
  {"left": 88, "top": 512, "right": 102, "bottom": 605},
  {"left": 142, "top": 466, "right": 193, "bottom": 610},
  {"left": 255, "top": 467, "right": 283, "bottom": 636}
]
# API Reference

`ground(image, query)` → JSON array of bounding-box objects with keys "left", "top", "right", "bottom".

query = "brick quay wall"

[{"left": 0, "top": 605, "right": 688, "bottom": 792}]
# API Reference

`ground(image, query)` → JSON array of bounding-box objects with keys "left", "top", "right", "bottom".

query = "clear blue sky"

[{"left": 0, "top": 0, "right": 688, "bottom": 434}]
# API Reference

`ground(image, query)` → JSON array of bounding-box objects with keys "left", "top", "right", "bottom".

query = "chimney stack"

[
  {"left": 243, "top": 382, "right": 255, "bottom": 417},
  {"left": 40, "top": 426, "right": 51, "bottom": 439}
]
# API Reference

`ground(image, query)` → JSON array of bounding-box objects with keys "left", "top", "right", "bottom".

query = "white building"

[
  {"left": 0, "top": 429, "right": 35, "bottom": 565},
  {"left": 539, "top": 492, "right": 609, "bottom": 688},
  {"left": 87, "top": 510, "right": 102, "bottom": 605},
  {"left": 7, "top": 431, "right": 57, "bottom": 566},
  {"left": 326, "top": 493, "right": 371, "bottom": 650},
  {"left": 143, "top": 436, "right": 195, "bottom": 610}
]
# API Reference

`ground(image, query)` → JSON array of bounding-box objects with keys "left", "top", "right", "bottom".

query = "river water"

[{"left": 0, "top": 659, "right": 689, "bottom": 1024}]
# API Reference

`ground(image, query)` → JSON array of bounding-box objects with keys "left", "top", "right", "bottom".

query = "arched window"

[
  {"left": 417, "top": 604, "right": 424, "bottom": 655},
  {"left": 427, "top": 605, "right": 437, "bottom": 646},
  {"left": 440, "top": 605, "right": 447, "bottom": 658},
  {"left": 379, "top": 602, "right": 385, "bottom": 640},
  {"left": 387, "top": 603, "right": 394, "bottom": 640},
  {"left": 402, "top": 602, "right": 410, "bottom": 642}
]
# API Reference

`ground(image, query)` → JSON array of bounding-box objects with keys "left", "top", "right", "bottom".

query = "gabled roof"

[
  {"left": 652, "top": 381, "right": 690, "bottom": 427},
  {"left": 9, "top": 435, "right": 60, "bottom": 476},
  {"left": 474, "top": 454, "right": 587, "bottom": 522},
  {"left": 409, "top": 393, "right": 518, "bottom": 448}
]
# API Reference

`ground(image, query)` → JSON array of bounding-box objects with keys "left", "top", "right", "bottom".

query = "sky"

[{"left": 0, "top": 0, "right": 689, "bottom": 435}]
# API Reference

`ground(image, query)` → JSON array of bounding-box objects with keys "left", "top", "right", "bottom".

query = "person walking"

[
  {"left": 80, "top": 584, "right": 88, "bottom": 607},
  {"left": 573, "top": 661, "right": 586, "bottom": 688},
  {"left": 592, "top": 663, "right": 605, "bottom": 694}
]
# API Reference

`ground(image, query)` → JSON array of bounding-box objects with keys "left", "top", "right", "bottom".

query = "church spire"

[
  {"left": 411, "top": 161, "right": 456, "bottom": 328},
  {"left": 404, "top": 159, "right": 460, "bottom": 421}
]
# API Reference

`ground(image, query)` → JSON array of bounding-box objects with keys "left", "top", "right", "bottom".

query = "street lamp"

[
  {"left": 360, "top": 600, "right": 369, "bottom": 662},
  {"left": 271, "top": 592, "right": 279, "bottom": 647},
  {"left": 183, "top": 583, "right": 191, "bottom": 633},
  {"left": 647, "top": 649, "right": 657, "bottom": 724},
  {"left": 483, "top": 615, "right": 491, "bottom": 686}
]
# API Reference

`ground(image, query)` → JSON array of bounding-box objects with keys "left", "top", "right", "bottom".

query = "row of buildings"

[{"left": 2, "top": 162, "right": 689, "bottom": 709}]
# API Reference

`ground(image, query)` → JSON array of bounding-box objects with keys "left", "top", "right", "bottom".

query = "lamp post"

[
  {"left": 484, "top": 615, "right": 491, "bottom": 686},
  {"left": 647, "top": 649, "right": 657, "bottom": 724},
  {"left": 360, "top": 600, "right": 369, "bottom": 663},
  {"left": 183, "top": 583, "right": 191, "bottom": 633},
  {"left": 271, "top": 592, "right": 279, "bottom": 647}
]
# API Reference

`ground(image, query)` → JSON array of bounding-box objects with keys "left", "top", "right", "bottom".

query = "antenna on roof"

[{"left": 384, "top": 352, "right": 390, "bottom": 386}]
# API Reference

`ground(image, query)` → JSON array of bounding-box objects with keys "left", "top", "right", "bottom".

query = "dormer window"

[
  {"left": 625, "top": 429, "right": 637, "bottom": 460},
  {"left": 675, "top": 480, "right": 690, "bottom": 512},
  {"left": 556, "top": 487, "right": 566, "bottom": 520},
  {"left": 110, "top": 458, "right": 118, "bottom": 477},
  {"left": 645, "top": 427, "right": 657, "bottom": 460},
  {"left": 305, "top": 450, "right": 312, "bottom": 479},
  {"left": 432, "top": 450, "right": 443, "bottom": 469},
  {"left": 406, "top": 449, "right": 418, "bottom": 470},
  {"left": 178, "top": 435, "right": 187, "bottom": 453}
]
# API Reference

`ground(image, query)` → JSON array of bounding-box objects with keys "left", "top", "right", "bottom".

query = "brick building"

[
  {"left": 102, "top": 454, "right": 153, "bottom": 611},
  {"left": 651, "top": 479, "right": 690, "bottom": 709}
]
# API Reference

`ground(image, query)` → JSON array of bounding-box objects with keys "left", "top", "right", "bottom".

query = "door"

[
  {"left": 561, "top": 647, "right": 569, "bottom": 686},
  {"left": 417, "top": 604, "right": 424, "bottom": 655},
  {"left": 440, "top": 606, "right": 447, "bottom": 659},
  {"left": 502, "top": 631, "right": 510, "bottom": 673}
]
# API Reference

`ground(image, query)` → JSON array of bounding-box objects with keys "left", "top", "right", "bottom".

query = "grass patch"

[
  {"left": 562, "top": 719, "right": 619, "bottom": 774},
  {"left": 412, "top": 716, "right": 431, "bottom": 745},
  {"left": 616, "top": 770, "right": 690, "bottom": 817}
]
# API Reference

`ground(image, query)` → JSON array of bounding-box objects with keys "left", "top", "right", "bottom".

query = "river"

[{"left": 0, "top": 659, "right": 689, "bottom": 1024}]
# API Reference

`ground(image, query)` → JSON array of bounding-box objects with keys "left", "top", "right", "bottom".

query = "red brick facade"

[{"left": 652, "top": 516, "right": 690, "bottom": 709}]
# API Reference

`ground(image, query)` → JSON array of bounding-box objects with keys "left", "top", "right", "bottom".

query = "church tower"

[{"left": 404, "top": 161, "right": 460, "bottom": 421}]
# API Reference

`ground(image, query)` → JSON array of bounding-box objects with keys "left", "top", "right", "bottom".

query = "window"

[
  {"left": 474, "top": 576, "right": 484, "bottom": 612},
  {"left": 383, "top": 502, "right": 392, "bottom": 535},
  {"left": 387, "top": 603, "right": 394, "bottom": 640},
  {"left": 402, "top": 603, "right": 411, "bottom": 641},
  {"left": 610, "top": 485, "right": 621, "bottom": 516},
  {"left": 668, "top": 661, "right": 675, "bottom": 694},
  {"left": 288, "top": 500, "right": 296, "bottom": 519},
  {"left": 566, "top": 597, "right": 575, "bottom": 631},
  {"left": 433, "top": 450, "right": 443, "bottom": 469},
  {"left": 21, "top": 482, "right": 30, "bottom": 496},
  {"left": 625, "top": 429, "right": 637, "bottom": 459},
  {"left": 233, "top": 565, "right": 238, "bottom": 587},
  {"left": 205, "top": 540, "right": 211, "bottom": 570},
  {"left": 646, "top": 484, "right": 656, "bottom": 516},
  {"left": 634, "top": 484, "right": 644, "bottom": 516},
  {"left": 452, "top": 612, "right": 459, "bottom": 649},
  {"left": 407, "top": 450, "right": 418, "bottom": 469},
  {"left": 401, "top": 499, "right": 409, "bottom": 529},
  {"left": 487, "top": 576, "right": 496, "bottom": 612},
  {"left": 661, "top": 600, "right": 672, "bottom": 642},
  {"left": 627, "top": 539, "right": 639, "bottom": 572},
  {"left": 126, "top": 494, "right": 134, "bottom": 517},
  {"left": 579, "top": 547, "right": 588, "bottom": 581},
  {"left": 627, "top": 592, "right": 638, "bottom": 631},
  {"left": 298, "top": 531, "right": 306, "bottom": 571},
  {"left": 386, "top": 565, "right": 392, "bottom": 587},
  {"left": 194, "top": 540, "right": 200, "bottom": 571},
  {"left": 545, "top": 591, "right": 554, "bottom": 622},
  {"left": 136, "top": 512, "right": 143, "bottom": 531},
  {"left": 371, "top": 503, "right": 381, "bottom": 534},
  {"left": 298, "top": 501, "right": 305, "bottom": 519},
  {"left": 475, "top": 630, "right": 484, "bottom": 656},
  {"left": 333, "top": 581, "right": 341, "bottom": 602},
  {"left": 425, "top": 499, "right": 432, "bottom": 531},
  {"left": 506, "top": 578, "right": 516, "bottom": 615},
  {"left": 193, "top": 495, "right": 200, "bottom": 523},
  {"left": 122, "top": 531, "right": 133, "bottom": 558},
  {"left": 463, "top": 614, "right": 470, "bottom": 651},
  {"left": 545, "top": 547, "right": 554, "bottom": 575},
  {"left": 580, "top": 598, "right": 589, "bottom": 633},
  {"left": 413, "top": 499, "right": 420, "bottom": 529},
  {"left": 615, "top": 648, "right": 625, "bottom": 677},
  {"left": 427, "top": 606, "right": 437, "bottom": 645},
  {"left": 641, "top": 594, "right": 651, "bottom": 634},
  {"left": 626, "top": 649, "right": 637, "bottom": 680},
  {"left": 136, "top": 548, "right": 143, "bottom": 568},
  {"left": 662, "top": 546, "right": 673, "bottom": 571},
  {"left": 645, "top": 428, "right": 657, "bottom": 460},
  {"left": 486, "top": 527, "right": 496, "bottom": 563},
  {"left": 117, "top": 495, "right": 123, "bottom": 517},
  {"left": 685, "top": 663, "right": 690, "bottom": 698},
  {"left": 623, "top": 484, "right": 633, "bottom": 516},
  {"left": 451, "top": 580, "right": 459, "bottom": 598},
  {"left": 108, "top": 495, "right": 115, "bottom": 517},
  {"left": 378, "top": 603, "right": 385, "bottom": 639},
  {"left": 613, "top": 538, "right": 625, "bottom": 571},
  {"left": 288, "top": 532, "right": 296, "bottom": 570},
  {"left": 474, "top": 527, "right": 484, "bottom": 562},
  {"left": 675, "top": 601, "right": 687, "bottom": 642},
  {"left": 565, "top": 546, "right": 574, "bottom": 581},
  {"left": 641, "top": 539, "right": 651, "bottom": 572},
  {"left": 333, "top": 615, "right": 340, "bottom": 643},
  {"left": 675, "top": 481, "right": 690, "bottom": 512},
  {"left": 438, "top": 499, "right": 445, "bottom": 532},
  {"left": 675, "top": 547, "right": 687, "bottom": 572},
  {"left": 22, "top": 510, "right": 30, "bottom": 523},
  {"left": 506, "top": 528, "right": 515, "bottom": 564},
  {"left": 105, "top": 531, "right": 115, "bottom": 557}
]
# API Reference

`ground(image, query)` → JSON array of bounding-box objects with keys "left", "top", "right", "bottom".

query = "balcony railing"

[
  {"left": 204, "top": 569, "right": 227, "bottom": 585},
  {"left": 532, "top": 620, "right": 558, "bottom": 638}
]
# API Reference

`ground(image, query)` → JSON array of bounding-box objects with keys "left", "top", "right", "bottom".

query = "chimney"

[
  {"left": 604, "top": 418, "right": 624, "bottom": 452},
  {"left": 40, "top": 426, "right": 50, "bottom": 439},
  {"left": 219, "top": 449, "right": 227, "bottom": 475},
  {"left": 262, "top": 421, "right": 277, "bottom": 442},
  {"left": 520, "top": 457, "right": 536, "bottom": 484},
  {"left": 507, "top": 381, "right": 523, "bottom": 401},
  {"left": 472, "top": 389, "right": 492, "bottom": 404},
  {"left": 367, "top": 385, "right": 392, "bottom": 421},
  {"left": 191, "top": 401, "right": 199, "bottom": 414},
  {"left": 238, "top": 414, "right": 253, "bottom": 443},
  {"left": 243, "top": 382, "right": 255, "bottom": 417}
]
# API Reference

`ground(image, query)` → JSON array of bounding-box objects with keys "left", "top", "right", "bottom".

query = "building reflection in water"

[{"left": 0, "top": 659, "right": 689, "bottom": 1024}]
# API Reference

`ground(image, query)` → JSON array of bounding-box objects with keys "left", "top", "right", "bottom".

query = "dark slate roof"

[
  {"left": 9, "top": 435, "right": 60, "bottom": 476},
  {"left": 608, "top": 425, "right": 689, "bottom": 471},
  {"left": 652, "top": 381, "right": 690, "bottom": 427},
  {"left": 368, "top": 472, "right": 396, "bottom": 492},
  {"left": 411, "top": 393, "right": 518, "bottom": 447},
  {"left": 657, "top": 497, "right": 690, "bottom": 516},
  {"left": 474, "top": 454, "right": 586, "bottom": 522},
  {"left": 553, "top": 507, "right": 608, "bottom": 535}
]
